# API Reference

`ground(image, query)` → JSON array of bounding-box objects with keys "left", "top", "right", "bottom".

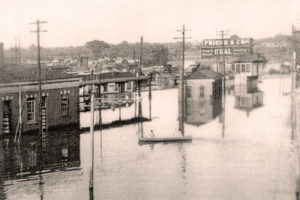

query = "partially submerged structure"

[
  {"left": 185, "top": 67, "right": 223, "bottom": 125},
  {"left": 232, "top": 55, "right": 265, "bottom": 113}
]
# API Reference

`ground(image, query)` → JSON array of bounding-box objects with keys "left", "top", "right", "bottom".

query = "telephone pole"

[
  {"left": 30, "top": 20, "right": 47, "bottom": 166},
  {"left": 174, "top": 24, "right": 191, "bottom": 136},
  {"left": 217, "top": 30, "right": 229, "bottom": 138},
  {"left": 139, "top": 36, "right": 143, "bottom": 76}
]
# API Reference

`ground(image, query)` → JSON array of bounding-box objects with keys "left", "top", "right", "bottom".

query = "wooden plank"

[{"left": 138, "top": 136, "right": 192, "bottom": 143}]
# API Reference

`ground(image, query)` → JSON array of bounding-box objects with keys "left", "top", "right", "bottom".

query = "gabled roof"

[{"left": 186, "top": 67, "right": 222, "bottom": 80}]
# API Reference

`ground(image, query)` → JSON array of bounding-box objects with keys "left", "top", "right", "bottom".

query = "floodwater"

[{"left": 1, "top": 75, "right": 299, "bottom": 200}]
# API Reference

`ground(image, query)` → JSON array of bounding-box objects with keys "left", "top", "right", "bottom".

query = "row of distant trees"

[{"left": 7, "top": 40, "right": 195, "bottom": 67}]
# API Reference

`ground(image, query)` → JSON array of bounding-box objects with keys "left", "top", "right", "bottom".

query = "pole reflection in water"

[
  {"left": 178, "top": 144, "right": 187, "bottom": 186},
  {"left": 38, "top": 173, "right": 44, "bottom": 200},
  {"left": 0, "top": 141, "right": 6, "bottom": 200}
]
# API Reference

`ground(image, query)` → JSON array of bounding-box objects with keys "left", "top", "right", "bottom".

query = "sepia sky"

[{"left": 0, "top": 0, "right": 300, "bottom": 48}]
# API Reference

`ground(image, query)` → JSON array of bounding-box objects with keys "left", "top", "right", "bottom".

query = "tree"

[{"left": 85, "top": 40, "right": 109, "bottom": 58}]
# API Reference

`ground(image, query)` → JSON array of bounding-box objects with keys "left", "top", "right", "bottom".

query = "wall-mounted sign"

[
  {"left": 201, "top": 38, "right": 253, "bottom": 58},
  {"left": 203, "top": 38, "right": 252, "bottom": 47}
]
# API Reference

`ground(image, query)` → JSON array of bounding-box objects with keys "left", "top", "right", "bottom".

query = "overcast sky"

[{"left": 0, "top": 0, "right": 300, "bottom": 48}]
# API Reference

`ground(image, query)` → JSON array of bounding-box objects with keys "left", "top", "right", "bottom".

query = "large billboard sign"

[{"left": 201, "top": 38, "right": 253, "bottom": 58}]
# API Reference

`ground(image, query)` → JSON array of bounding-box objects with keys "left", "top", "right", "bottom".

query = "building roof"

[
  {"left": 233, "top": 55, "right": 265, "bottom": 63},
  {"left": 186, "top": 67, "right": 222, "bottom": 80},
  {"left": 0, "top": 66, "right": 149, "bottom": 86},
  {"left": 0, "top": 66, "right": 76, "bottom": 84}
]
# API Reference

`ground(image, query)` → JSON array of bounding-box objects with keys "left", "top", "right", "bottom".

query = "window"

[
  {"left": 241, "top": 64, "right": 245, "bottom": 72},
  {"left": 241, "top": 97, "right": 245, "bottom": 106},
  {"left": 120, "top": 83, "right": 125, "bottom": 92},
  {"left": 61, "top": 94, "right": 69, "bottom": 117},
  {"left": 246, "top": 64, "right": 251, "bottom": 72},
  {"left": 235, "top": 64, "right": 240, "bottom": 73},
  {"left": 115, "top": 83, "right": 119, "bottom": 91},
  {"left": 200, "top": 102, "right": 205, "bottom": 115},
  {"left": 127, "top": 82, "right": 131, "bottom": 90},
  {"left": 27, "top": 97, "right": 35, "bottom": 122},
  {"left": 186, "top": 103, "right": 192, "bottom": 115},
  {"left": 186, "top": 86, "right": 191, "bottom": 97},
  {"left": 246, "top": 97, "right": 250, "bottom": 106},
  {"left": 200, "top": 86, "right": 205, "bottom": 97},
  {"left": 103, "top": 84, "right": 108, "bottom": 92}
]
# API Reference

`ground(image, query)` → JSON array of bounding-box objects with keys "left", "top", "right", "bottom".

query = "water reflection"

[
  {"left": 185, "top": 89, "right": 222, "bottom": 126},
  {"left": 0, "top": 127, "right": 80, "bottom": 197},
  {"left": 234, "top": 84, "right": 264, "bottom": 116}
]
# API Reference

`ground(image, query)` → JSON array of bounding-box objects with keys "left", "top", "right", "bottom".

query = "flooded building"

[
  {"left": 234, "top": 84, "right": 264, "bottom": 111},
  {"left": 232, "top": 55, "right": 265, "bottom": 85},
  {"left": 185, "top": 67, "right": 222, "bottom": 125},
  {"left": 79, "top": 72, "right": 148, "bottom": 111},
  {"left": 232, "top": 55, "right": 265, "bottom": 113},
  {"left": 0, "top": 67, "right": 80, "bottom": 139}
]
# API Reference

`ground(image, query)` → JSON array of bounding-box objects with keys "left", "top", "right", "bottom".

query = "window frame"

[
  {"left": 235, "top": 63, "right": 240, "bottom": 73},
  {"left": 241, "top": 64, "right": 245, "bottom": 72},
  {"left": 200, "top": 86, "right": 205, "bottom": 97},
  {"left": 126, "top": 82, "right": 131, "bottom": 90},
  {"left": 61, "top": 93, "right": 70, "bottom": 117},
  {"left": 27, "top": 97, "right": 36, "bottom": 122},
  {"left": 186, "top": 86, "right": 192, "bottom": 98}
]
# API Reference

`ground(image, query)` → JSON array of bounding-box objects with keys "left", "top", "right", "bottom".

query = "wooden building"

[
  {"left": 185, "top": 67, "right": 222, "bottom": 125},
  {"left": 232, "top": 55, "right": 265, "bottom": 113},
  {"left": 78, "top": 72, "right": 149, "bottom": 111},
  {"left": 232, "top": 55, "right": 265, "bottom": 86}
]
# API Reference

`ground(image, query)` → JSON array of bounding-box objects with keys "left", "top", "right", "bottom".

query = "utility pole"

[
  {"left": 18, "top": 35, "right": 21, "bottom": 66},
  {"left": 30, "top": 20, "right": 47, "bottom": 167},
  {"left": 174, "top": 24, "right": 191, "bottom": 136},
  {"left": 139, "top": 37, "right": 143, "bottom": 76},
  {"left": 89, "top": 69, "right": 95, "bottom": 196},
  {"left": 217, "top": 30, "right": 229, "bottom": 138},
  {"left": 133, "top": 50, "right": 136, "bottom": 74}
]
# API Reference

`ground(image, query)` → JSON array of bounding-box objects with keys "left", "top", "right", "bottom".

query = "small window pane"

[
  {"left": 200, "top": 86, "right": 205, "bottom": 97},
  {"left": 186, "top": 86, "right": 191, "bottom": 97},
  {"left": 27, "top": 98, "right": 35, "bottom": 122}
]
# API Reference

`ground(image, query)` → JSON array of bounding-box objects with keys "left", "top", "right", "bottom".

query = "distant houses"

[{"left": 185, "top": 67, "right": 222, "bottom": 125}]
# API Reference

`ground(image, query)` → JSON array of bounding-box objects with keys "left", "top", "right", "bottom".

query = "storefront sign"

[{"left": 201, "top": 38, "right": 253, "bottom": 58}]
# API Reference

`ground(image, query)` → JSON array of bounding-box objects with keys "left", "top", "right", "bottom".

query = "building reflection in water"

[
  {"left": 232, "top": 55, "right": 265, "bottom": 116},
  {"left": 234, "top": 84, "right": 264, "bottom": 116},
  {"left": 0, "top": 127, "right": 80, "bottom": 190},
  {"left": 185, "top": 67, "right": 223, "bottom": 126}
]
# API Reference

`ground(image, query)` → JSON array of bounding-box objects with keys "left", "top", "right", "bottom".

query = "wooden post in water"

[
  {"left": 118, "top": 83, "right": 121, "bottom": 121},
  {"left": 177, "top": 24, "right": 186, "bottom": 137},
  {"left": 292, "top": 51, "right": 296, "bottom": 140},
  {"left": 148, "top": 76, "right": 152, "bottom": 120},
  {"left": 89, "top": 71, "right": 95, "bottom": 194},
  {"left": 138, "top": 81, "right": 142, "bottom": 119},
  {"left": 219, "top": 30, "right": 226, "bottom": 139}
]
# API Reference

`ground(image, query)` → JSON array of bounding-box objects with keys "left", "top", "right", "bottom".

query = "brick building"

[{"left": 0, "top": 67, "right": 80, "bottom": 139}]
